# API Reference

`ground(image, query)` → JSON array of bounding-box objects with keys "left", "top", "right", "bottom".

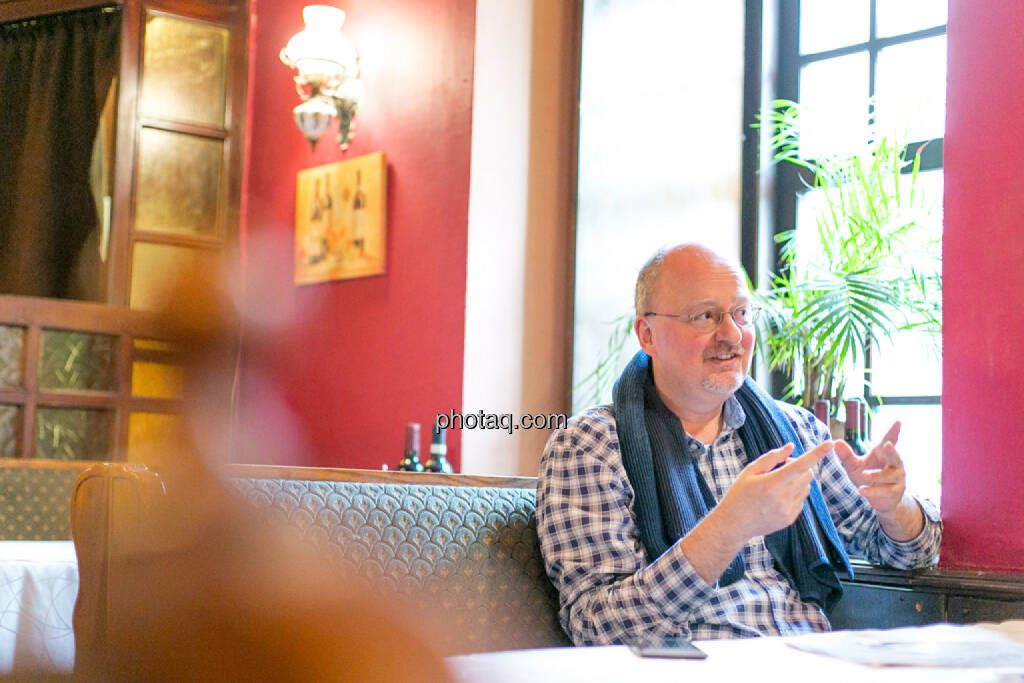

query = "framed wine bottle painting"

[{"left": 294, "top": 152, "right": 387, "bottom": 285}]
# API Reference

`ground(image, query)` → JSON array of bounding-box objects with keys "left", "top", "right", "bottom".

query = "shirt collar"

[{"left": 722, "top": 394, "right": 746, "bottom": 431}]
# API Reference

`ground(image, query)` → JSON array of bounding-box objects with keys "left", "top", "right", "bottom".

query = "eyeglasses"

[{"left": 643, "top": 304, "right": 762, "bottom": 333}]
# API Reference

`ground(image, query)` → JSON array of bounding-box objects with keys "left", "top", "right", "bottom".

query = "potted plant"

[{"left": 754, "top": 100, "right": 942, "bottom": 413}]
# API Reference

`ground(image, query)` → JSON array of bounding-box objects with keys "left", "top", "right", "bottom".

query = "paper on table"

[{"left": 785, "top": 622, "right": 1024, "bottom": 668}]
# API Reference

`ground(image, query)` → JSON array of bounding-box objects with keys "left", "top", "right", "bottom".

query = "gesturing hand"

[
  {"left": 716, "top": 439, "right": 833, "bottom": 541},
  {"left": 834, "top": 421, "right": 906, "bottom": 514}
]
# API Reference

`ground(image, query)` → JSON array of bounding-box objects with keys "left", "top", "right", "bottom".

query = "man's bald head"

[{"left": 634, "top": 244, "right": 744, "bottom": 316}]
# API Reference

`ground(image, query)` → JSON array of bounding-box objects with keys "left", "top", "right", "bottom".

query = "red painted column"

[{"left": 941, "top": 0, "right": 1024, "bottom": 572}]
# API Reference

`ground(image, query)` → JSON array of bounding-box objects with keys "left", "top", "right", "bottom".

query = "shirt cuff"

[
  {"left": 634, "top": 541, "right": 717, "bottom": 626},
  {"left": 881, "top": 495, "right": 942, "bottom": 556}
]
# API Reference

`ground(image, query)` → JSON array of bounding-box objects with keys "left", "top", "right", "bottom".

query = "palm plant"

[
  {"left": 755, "top": 100, "right": 942, "bottom": 410},
  {"left": 572, "top": 312, "right": 634, "bottom": 413}
]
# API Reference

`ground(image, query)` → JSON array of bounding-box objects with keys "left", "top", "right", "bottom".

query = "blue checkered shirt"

[{"left": 536, "top": 397, "right": 942, "bottom": 645}]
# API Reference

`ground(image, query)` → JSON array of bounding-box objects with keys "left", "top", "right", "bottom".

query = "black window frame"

[{"left": 742, "top": 0, "right": 945, "bottom": 432}]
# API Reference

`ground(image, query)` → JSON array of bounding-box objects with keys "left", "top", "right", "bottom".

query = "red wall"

[
  {"left": 941, "top": 0, "right": 1024, "bottom": 572},
  {"left": 240, "top": 0, "right": 474, "bottom": 470}
]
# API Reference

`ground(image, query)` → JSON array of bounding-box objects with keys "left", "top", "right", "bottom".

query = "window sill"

[{"left": 847, "top": 559, "right": 1024, "bottom": 601}]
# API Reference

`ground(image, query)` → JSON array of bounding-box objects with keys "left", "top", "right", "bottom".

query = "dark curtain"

[{"left": 0, "top": 6, "right": 121, "bottom": 299}]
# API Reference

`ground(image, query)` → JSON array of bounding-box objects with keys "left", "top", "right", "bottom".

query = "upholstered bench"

[{"left": 71, "top": 462, "right": 570, "bottom": 671}]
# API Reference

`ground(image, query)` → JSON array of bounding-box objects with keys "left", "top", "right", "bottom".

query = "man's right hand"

[
  {"left": 716, "top": 440, "right": 834, "bottom": 540},
  {"left": 678, "top": 440, "right": 833, "bottom": 585}
]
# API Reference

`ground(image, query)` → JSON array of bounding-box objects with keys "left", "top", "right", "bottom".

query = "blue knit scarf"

[{"left": 612, "top": 350, "right": 852, "bottom": 610}]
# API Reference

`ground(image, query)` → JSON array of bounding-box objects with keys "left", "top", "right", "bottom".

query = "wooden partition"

[
  {"left": 70, "top": 462, "right": 166, "bottom": 674},
  {"left": 224, "top": 463, "right": 537, "bottom": 489}
]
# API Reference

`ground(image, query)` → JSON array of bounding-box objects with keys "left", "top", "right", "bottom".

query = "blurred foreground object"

[
  {"left": 70, "top": 462, "right": 451, "bottom": 681},
  {"left": 69, "top": 257, "right": 450, "bottom": 681}
]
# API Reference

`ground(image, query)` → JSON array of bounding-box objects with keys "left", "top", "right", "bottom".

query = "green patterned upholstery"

[
  {"left": 231, "top": 476, "right": 571, "bottom": 655},
  {"left": 0, "top": 462, "right": 91, "bottom": 540}
]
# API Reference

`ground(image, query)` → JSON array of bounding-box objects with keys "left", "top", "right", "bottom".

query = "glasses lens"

[
  {"left": 689, "top": 310, "right": 718, "bottom": 332},
  {"left": 732, "top": 306, "right": 761, "bottom": 327}
]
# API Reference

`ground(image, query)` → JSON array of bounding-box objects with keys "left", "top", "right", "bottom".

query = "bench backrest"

[
  {"left": 0, "top": 459, "right": 96, "bottom": 539},
  {"left": 227, "top": 465, "right": 570, "bottom": 654}
]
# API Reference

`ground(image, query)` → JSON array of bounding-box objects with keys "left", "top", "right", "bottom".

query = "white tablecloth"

[
  {"left": 448, "top": 622, "right": 1024, "bottom": 683},
  {"left": 0, "top": 541, "right": 77, "bottom": 674}
]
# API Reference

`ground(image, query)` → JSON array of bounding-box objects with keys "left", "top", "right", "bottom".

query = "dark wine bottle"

[
  {"left": 424, "top": 425, "right": 453, "bottom": 473},
  {"left": 859, "top": 399, "right": 871, "bottom": 445},
  {"left": 396, "top": 423, "right": 424, "bottom": 472},
  {"left": 843, "top": 400, "right": 866, "bottom": 455},
  {"left": 813, "top": 399, "right": 830, "bottom": 426}
]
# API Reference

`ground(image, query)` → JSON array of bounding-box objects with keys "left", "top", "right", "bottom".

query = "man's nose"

[{"left": 715, "top": 312, "right": 743, "bottom": 344}]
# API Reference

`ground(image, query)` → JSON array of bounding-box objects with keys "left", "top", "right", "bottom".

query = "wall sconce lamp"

[{"left": 280, "top": 5, "right": 364, "bottom": 151}]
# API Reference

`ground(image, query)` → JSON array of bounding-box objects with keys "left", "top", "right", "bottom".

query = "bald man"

[{"left": 537, "top": 244, "right": 941, "bottom": 645}]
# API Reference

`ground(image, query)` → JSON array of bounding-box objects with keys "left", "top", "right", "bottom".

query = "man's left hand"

[
  {"left": 834, "top": 421, "right": 924, "bottom": 541},
  {"left": 834, "top": 421, "right": 906, "bottom": 513}
]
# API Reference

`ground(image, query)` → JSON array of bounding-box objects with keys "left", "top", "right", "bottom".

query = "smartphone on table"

[{"left": 628, "top": 637, "right": 708, "bottom": 660}]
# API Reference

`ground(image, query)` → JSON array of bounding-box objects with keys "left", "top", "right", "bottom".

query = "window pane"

[
  {"left": 140, "top": 13, "right": 229, "bottom": 128},
  {"left": 875, "top": 36, "right": 947, "bottom": 143},
  {"left": 870, "top": 331, "right": 941, "bottom": 396},
  {"left": 127, "top": 412, "right": 183, "bottom": 468},
  {"left": 0, "top": 405, "right": 19, "bottom": 458},
  {"left": 799, "top": 0, "right": 869, "bottom": 55},
  {"left": 130, "top": 242, "right": 220, "bottom": 311},
  {"left": 38, "top": 330, "right": 117, "bottom": 392},
  {"left": 794, "top": 165, "right": 940, "bottom": 400},
  {"left": 867, "top": 169, "right": 943, "bottom": 396},
  {"left": 0, "top": 325, "right": 24, "bottom": 388},
  {"left": 133, "top": 339, "right": 178, "bottom": 353},
  {"left": 876, "top": 0, "right": 947, "bottom": 38},
  {"left": 873, "top": 403, "right": 941, "bottom": 506},
  {"left": 132, "top": 361, "right": 183, "bottom": 399},
  {"left": 799, "top": 53, "right": 870, "bottom": 158},
  {"left": 572, "top": 0, "right": 744, "bottom": 411},
  {"left": 135, "top": 128, "right": 223, "bottom": 237},
  {"left": 35, "top": 407, "right": 114, "bottom": 460}
]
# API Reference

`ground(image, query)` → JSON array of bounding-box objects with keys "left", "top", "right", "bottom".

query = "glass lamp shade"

[
  {"left": 293, "top": 96, "right": 335, "bottom": 148},
  {"left": 281, "top": 5, "right": 358, "bottom": 86}
]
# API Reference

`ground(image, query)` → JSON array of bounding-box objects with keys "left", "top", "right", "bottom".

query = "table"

[
  {"left": 0, "top": 541, "right": 77, "bottom": 674},
  {"left": 448, "top": 622, "right": 1024, "bottom": 682}
]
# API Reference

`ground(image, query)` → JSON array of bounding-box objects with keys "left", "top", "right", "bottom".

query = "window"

[
  {"left": 571, "top": 0, "right": 746, "bottom": 412},
  {"left": 0, "top": 1, "right": 247, "bottom": 462},
  {"left": 769, "top": 0, "right": 946, "bottom": 502}
]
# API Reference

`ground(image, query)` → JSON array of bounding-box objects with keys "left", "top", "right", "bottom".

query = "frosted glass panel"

[
  {"left": 799, "top": 53, "right": 870, "bottom": 159},
  {"left": 0, "top": 405, "right": 18, "bottom": 458},
  {"left": 127, "top": 412, "right": 183, "bottom": 468},
  {"left": 135, "top": 128, "right": 222, "bottom": 237},
  {"left": 128, "top": 412, "right": 182, "bottom": 451},
  {"left": 140, "top": 13, "right": 229, "bottom": 128},
  {"left": 35, "top": 407, "right": 114, "bottom": 460},
  {"left": 800, "top": 0, "right": 869, "bottom": 54},
  {"left": 876, "top": 36, "right": 947, "bottom": 143},
  {"left": 132, "top": 360, "right": 183, "bottom": 399},
  {"left": 0, "top": 325, "right": 24, "bottom": 388},
  {"left": 130, "top": 242, "right": 219, "bottom": 311},
  {"left": 38, "top": 330, "right": 116, "bottom": 392}
]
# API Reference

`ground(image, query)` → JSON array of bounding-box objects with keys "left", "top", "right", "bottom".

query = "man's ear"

[{"left": 635, "top": 315, "right": 655, "bottom": 355}]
